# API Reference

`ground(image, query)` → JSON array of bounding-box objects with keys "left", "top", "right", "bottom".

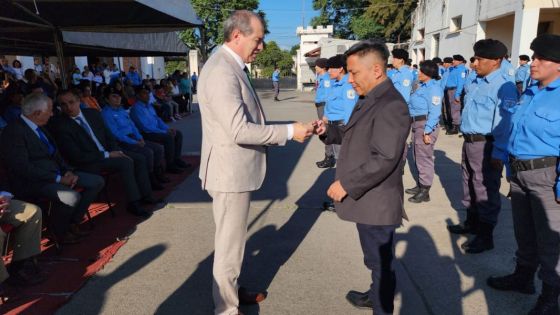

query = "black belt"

[
  {"left": 328, "top": 120, "right": 344, "bottom": 125},
  {"left": 315, "top": 102, "right": 325, "bottom": 107},
  {"left": 510, "top": 156, "right": 557, "bottom": 173},
  {"left": 463, "top": 134, "right": 494, "bottom": 143},
  {"left": 410, "top": 115, "right": 427, "bottom": 122},
  {"left": 445, "top": 87, "right": 457, "bottom": 90}
]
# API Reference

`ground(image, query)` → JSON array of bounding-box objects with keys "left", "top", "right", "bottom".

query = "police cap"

[
  {"left": 327, "top": 54, "right": 346, "bottom": 69},
  {"left": 432, "top": 57, "right": 443, "bottom": 64},
  {"left": 452, "top": 54, "right": 465, "bottom": 62},
  {"left": 519, "top": 54, "right": 530, "bottom": 61},
  {"left": 473, "top": 39, "right": 507, "bottom": 59},
  {"left": 443, "top": 57, "right": 453, "bottom": 64},
  {"left": 530, "top": 34, "right": 560, "bottom": 63},
  {"left": 392, "top": 49, "right": 409, "bottom": 60},
  {"left": 315, "top": 58, "right": 328, "bottom": 69}
]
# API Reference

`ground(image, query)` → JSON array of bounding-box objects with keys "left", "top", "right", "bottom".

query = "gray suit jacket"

[
  {"left": 322, "top": 79, "right": 411, "bottom": 225},
  {"left": 198, "top": 46, "right": 289, "bottom": 192}
]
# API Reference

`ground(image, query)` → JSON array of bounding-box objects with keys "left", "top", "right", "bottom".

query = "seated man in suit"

[
  {"left": 0, "top": 193, "right": 46, "bottom": 291},
  {"left": 51, "top": 89, "right": 159, "bottom": 218},
  {"left": 130, "top": 87, "right": 189, "bottom": 174},
  {"left": 0, "top": 93, "right": 104, "bottom": 244}
]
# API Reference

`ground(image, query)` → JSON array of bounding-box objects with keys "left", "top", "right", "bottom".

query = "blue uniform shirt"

[
  {"left": 387, "top": 68, "right": 396, "bottom": 78},
  {"left": 501, "top": 59, "right": 516, "bottom": 83},
  {"left": 126, "top": 71, "right": 142, "bottom": 86},
  {"left": 130, "top": 100, "right": 169, "bottom": 134},
  {"left": 508, "top": 79, "right": 560, "bottom": 197},
  {"left": 461, "top": 69, "right": 519, "bottom": 162},
  {"left": 446, "top": 64, "right": 468, "bottom": 99},
  {"left": 439, "top": 67, "right": 451, "bottom": 89},
  {"left": 412, "top": 68, "right": 419, "bottom": 83},
  {"left": 408, "top": 79, "right": 443, "bottom": 134},
  {"left": 101, "top": 106, "right": 143, "bottom": 145},
  {"left": 272, "top": 70, "right": 280, "bottom": 82},
  {"left": 315, "top": 73, "right": 331, "bottom": 103},
  {"left": 515, "top": 64, "right": 531, "bottom": 92},
  {"left": 324, "top": 74, "right": 358, "bottom": 124},
  {"left": 390, "top": 65, "right": 414, "bottom": 103}
]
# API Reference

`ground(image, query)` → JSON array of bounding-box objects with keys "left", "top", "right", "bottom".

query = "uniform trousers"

[
  {"left": 461, "top": 139, "right": 502, "bottom": 225},
  {"left": 208, "top": 190, "right": 251, "bottom": 315},
  {"left": 511, "top": 166, "right": 560, "bottom": 286},
  {"left": 120, "top": 141, "right": 164, "bottom": 173},
  {"left": 0, "top": 200, "right": 42, "bottom": 283},
  {"left": 411, "top": 120, "right": 439, "bottom": 186},
  {"left": 357, "top": 224, "right": 397, "bottom": 315},
  {"left": 445, "top": 88, "right": 462, "bottom": 126}
]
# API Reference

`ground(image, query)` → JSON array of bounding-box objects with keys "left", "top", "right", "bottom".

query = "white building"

[
  {"left": 296, "top": 25, "right": 333, "bottom": 91},
  {"left": 410, "top": 0, "right": 560, "bottom": 67}
]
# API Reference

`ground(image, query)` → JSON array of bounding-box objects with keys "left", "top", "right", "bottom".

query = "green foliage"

[
  {"left": 310, "top": 0, "right": 369, "bottom": 39},
  {"left": 253, "top": 41, "right": 294, "bottom": 77},
  {"left": 165, "top": 61, "right": 187, "bottom": 75},
  {"left": 350, "top": 14, "right": 384, "bottom": 40},
  {"left": 365, "top": 0, "right": 417, "bottom": 42},
  {"left": 178, "top": 0, "right": 264, "bottom": 62},
  {"left": 290, "top": 44, "right": 300, "bottom": 56}
]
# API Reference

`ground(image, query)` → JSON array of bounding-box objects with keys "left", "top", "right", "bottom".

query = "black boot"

[
  {"left": 408, "top": 185, "right": 430, "bottom": 203},
  {"left": 150, "top": 173, "right": 165, "bottom": 191},
  {"left": 487, "top": 264, "right": 536, "bottom": 294},
  {"left": 446, "top": 125, "right": 459, "bottom": 135},
  {"left": 405, "top": 185, "right": 420, "bottom": 195},
  {"left": 462, "top": 221, "right": 494, "bottom": 254},
  {"left": 345, "top": 290, "right": 373, "bottom": 309},
  {"left": 316, "top": 155, "right": 335, "bottom": 168},
  {"left": 529, "top": 283, "right": 560, "bottom": 315},
  {"left": 447, "top": 208, "right": 478, "bottom": 234}
]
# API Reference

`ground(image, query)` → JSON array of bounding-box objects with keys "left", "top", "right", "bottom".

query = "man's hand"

[
  {"left": 490, "top": 158, "right": 503, "bottom": 171},
  {"left": 0, "top": 196, "right": 11, "bottom": 217},
  {"left": 60, "top": 172, "right": 79, "bottom": 188},
  {"left": 292, "top": 122, "right": 313, "bottom": 143},
  {"left": 327, "top": 180, "right": 348, "bottom": 202},
  {"left": 312, "top": 120, "right": 327, "bottom": 136},
  {"left": 423, "top": 134, "right": 432, "bottom": 144}
]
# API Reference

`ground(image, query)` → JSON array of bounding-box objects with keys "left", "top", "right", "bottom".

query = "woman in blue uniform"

[{"left": 405, "top": 60, "right": 443, "bottom": 203}]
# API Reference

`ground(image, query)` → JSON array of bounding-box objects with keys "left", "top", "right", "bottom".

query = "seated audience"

[
  {"left": 80, "top": 85, "right": 101, "bottom": 111},
  {"left": 3, "top": 88, "right": 23, "bottom": 123}
]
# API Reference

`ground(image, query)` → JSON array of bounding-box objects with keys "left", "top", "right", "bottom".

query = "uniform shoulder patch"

[
  {"left": 347, "top": 89, "right": 356, "bottom": 99},
  {"left": 403, "top": 79, "right": 411, "bottom": 87},
  {"left": 324, "top": 81, "right": 331, "bottom": 88},
  {"left": 508, "top": 69, "right": 514, "bottom": 76},
  {"left": 461, "top": 72, "right": 466, "bottom": 78},
  {"left": 432, "top": 96, "right": 441, "bottom": 105}
]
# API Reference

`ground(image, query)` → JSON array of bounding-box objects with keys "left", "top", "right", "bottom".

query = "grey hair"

[
  {"left": 22, "top": 92, "right": 50, "bottom": 116},
  {"left": 223, "top": 10, "right": 264, "bottom": 42}
]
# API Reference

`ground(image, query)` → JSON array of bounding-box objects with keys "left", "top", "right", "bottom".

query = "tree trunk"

[{"left": 200, "top": 27, "right": 209, "bottom": 63}]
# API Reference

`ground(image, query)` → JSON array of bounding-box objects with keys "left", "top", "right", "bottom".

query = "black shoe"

[
  {"left": 345, "top": 290, "right": 373, "bottom": 309},
  {"left": 127, "top": 202, "right": 152, "bottom": 218},
  {"left": 174, "top": 159, "right": 191, "bottom": 169},
  {"left": 316, "top": 156, "right": 335, "bottom": 168},
  {"left": 405, "top": 185, "right": 420, "bottom": 195},
  {"left": 322, "top": 201, "right": 335, "bottom": 212},
  {"left": 447, "top": 209, "right": 478, "bottom": 234},
  {"left": 166, "top": 166, "right": 184, "bottom": 174},
  {"left": 274, "top": 97, "right": 279, "bottom": 102},
  {"left": 142, "top": 197, "right": 164, "bottom": 205},
  {"left": 462, "top": 222, "right": 494, "bottom": 254},
  {"left": 150, "top": 174, "right": 165, "bottom": 191},
  {"left": 446, "top": 125, "right": 459, "bottom": 135},
  {"left": 408, "top": 186, "right": 430, "bottom": 203},
  {"left": 487, "top": 264, "right": 536, "bottom": 294},
  {"left": 529, "top": 283, "right": 560, "bottom": 315}
]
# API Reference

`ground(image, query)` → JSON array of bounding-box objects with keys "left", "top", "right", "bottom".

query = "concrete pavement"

[{"left": 57, "top": 89, "right": 535, "bottom": 315}]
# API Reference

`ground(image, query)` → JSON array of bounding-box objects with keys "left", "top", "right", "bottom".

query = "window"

[
  {"left": 432, "top": 34, "right": 440, "bottom": 58},
  {"left": 450, "top": 15, "right": 462, "bottom": 32},
  {"left": 537, "top": 21, "right": 551, "bottom": 35},
  {"left": 418, "top": 28, "right": 425, "bottom": 41}
]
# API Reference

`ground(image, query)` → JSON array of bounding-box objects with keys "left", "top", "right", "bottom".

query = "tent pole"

[{"left": 53, "top": 29, "right": 67, "bottom": 89}]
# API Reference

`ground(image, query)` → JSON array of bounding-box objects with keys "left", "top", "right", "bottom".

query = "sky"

[{"left": 258, "top": 0, "right": 321, "bottom": 51}]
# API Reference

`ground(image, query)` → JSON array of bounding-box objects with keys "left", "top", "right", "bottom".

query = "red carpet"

[{"left": 1, "top": 156, "right": 200, "bottom": 315}]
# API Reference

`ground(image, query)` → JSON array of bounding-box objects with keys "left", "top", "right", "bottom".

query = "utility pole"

[{"left": 301, "top": 0, "right": 305, "bottom": 26}]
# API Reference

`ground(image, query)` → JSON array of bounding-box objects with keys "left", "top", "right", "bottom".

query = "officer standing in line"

[
  {"left": 487, "top": 34, "right": 560, "bottom": 315},
  {"left": 316, "top": 54, "right": 357, "bottom": 169},
  {"left": 432, "top": 57, "right": 445, "bottom": 78},
  {"left": 390, "top": 49, "right": 414, "bottom": 103},
  {"left": 467, "top": 57, "right": 478, "bottom": 81},
  {"left": 447, "top": 39, "right": 518, "bottom": 254},
  {"left": 444, "top": 55, "right": 468, "bottom": 135},
  {"left": 314, "top": 58, "right": 330, "bottom": 119},
  {"left": 501, "top": 55, "right": 516, "bottom": 83},
  {"left": 272, "top": 66, "right": 280, "bottom": 101},
  {"left": 439, "top": 57, "right": 454, "bottom": 129},
  {"left": 404, "top": 60, "right": 443, "bottom": 203},
  {"left": 515, "top": 54, "right": 531, "bottom": 94}
]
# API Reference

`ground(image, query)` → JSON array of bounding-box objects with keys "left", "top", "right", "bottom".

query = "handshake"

[{"left": 292, "top": 120, "right": 327, "bottom": 143}]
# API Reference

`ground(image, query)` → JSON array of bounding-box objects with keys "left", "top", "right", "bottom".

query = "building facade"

[
  {"left": 296, "top": 25, "right": 333, "bottom": 91},
  {"left": 410, "top": 0, "right": 560, "bottom": 67}
]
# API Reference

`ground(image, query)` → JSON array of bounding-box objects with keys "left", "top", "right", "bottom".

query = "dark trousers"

[
  {"left": 411, "top": 120, "right": 439, "bottom": 186},
  {"left": 120, "top": 141, "right": 164, "bottom": 172},
  {"left": 143, "top": 131, "right": 183, "bottom": 167},
  {"left": 325, "top": 120, "right": 344, "bottom": 159},
  {"left": 461, "top": 140, "right": 502, "bottom": 225},
  {"left": 39, "top": 171, "right": 104, "bottom": 238},
  {"left": 511, "top": 166, "right": 560, "bottom": 286},
  {"left": 357, "top": 224, "right": 397, "bottom": 315},
  {"left": 273, "top": 81, "right": 279, "bottom": 98},
  {"left": 315, "top": 102, "right": 325, "bottom": 119}
]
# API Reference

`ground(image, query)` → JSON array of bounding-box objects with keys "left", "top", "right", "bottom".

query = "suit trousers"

[
  {"left": 208, "top": 190, "right": 251, "bottom": 315},
  {"left": 511, "top": 166, "right": 560, "bottom": 286},
  {"left": 40, "top": 171, "right": 104, "bottom": 238},
  {"left": 461, "top": 140, "right": 502, "bottom": 225},
  {"left": 357, "top": 224, "right": 397, "bottom": 315},
  {"left": 120, "top": 141, "right": 164, "bottom": 172},
  {"left": 143, "top": 131, "right": 183, "bottom": 167},
  {"left": 0, "top": 200, "right": 42, "bottom": 283}
]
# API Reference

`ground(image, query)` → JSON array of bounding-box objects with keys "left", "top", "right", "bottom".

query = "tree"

[
  {"left": 310, "top": 0, "right": 369, "bottom": 39},
  {"left": 349, "top": 14, "right": 384, "bottom": 40},
  {"left": 290, "top": 44, "right": 300, "bottom": 56},
  {"left": 365, "top": 0, "right": 418, "bottom": 42},
  {"left": 178, "top": 0, "right": 264, "bottom": 62},
  {"left": 253, "top": 41, "right": 294, "bottom": 78}
]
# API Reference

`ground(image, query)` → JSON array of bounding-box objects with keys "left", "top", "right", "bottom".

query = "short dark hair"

[
  {"left": 419, "top": 60, "right": 440, "bottom": 80},
  {"left": 345, "top": 40, "right": 390, "bottom": 69},
  {"left": 57, "top": 88, "right": 80, "bottom": 100},
  {"left": 519, "top": 54, "right": 530, "bottom": 61}
]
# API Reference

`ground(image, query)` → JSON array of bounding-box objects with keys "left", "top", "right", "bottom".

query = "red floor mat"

[{"left": 1, "top": 156, "right": 200, "bottom": 315}]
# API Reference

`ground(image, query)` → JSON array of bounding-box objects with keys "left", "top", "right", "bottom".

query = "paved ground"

[{"left": 57, "top": 89, "right": 536, "bottom": 315}]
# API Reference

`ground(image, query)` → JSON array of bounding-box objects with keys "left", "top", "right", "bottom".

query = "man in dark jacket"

[{"left": 315, "top": 40, "right": 410, "bottom": 314}]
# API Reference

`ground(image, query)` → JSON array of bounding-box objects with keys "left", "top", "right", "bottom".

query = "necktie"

[
  {"left": 75, "top": 116, "right": 93, "bottom": 138},
  {"left": 243, "top": 66, "right": 254, "bottom": 88},
  {"left": 36, "top": 127, "right": 55, "bottom": 156}
]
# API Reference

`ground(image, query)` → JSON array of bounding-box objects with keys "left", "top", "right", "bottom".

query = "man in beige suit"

[{"left": 198, "top": 10, "right": 313, "bottom": 315}]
